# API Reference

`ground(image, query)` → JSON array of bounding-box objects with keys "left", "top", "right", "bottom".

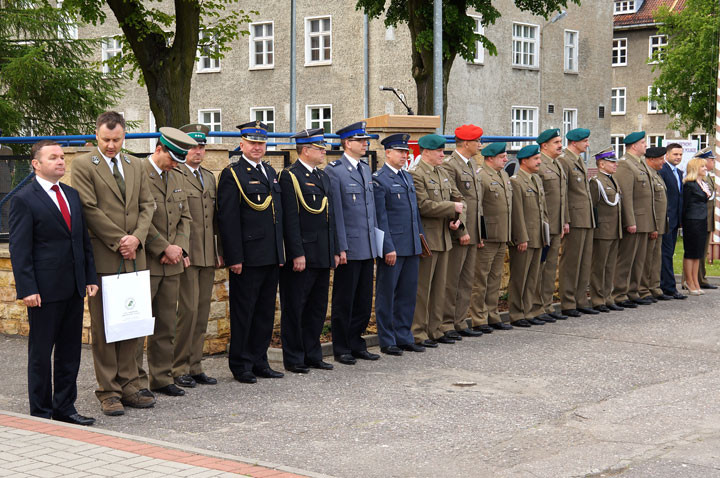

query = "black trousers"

[
  {"left": 661, "top": 226, "right": 679, "bottom": 293},
  {"left": 279, "top": 266, "right": 330, "bottom": 368},
  {"left": 228, "top": 265, "right": 279, "bottom": 375},
  {"left": 330, "top": 259, "right": 373, "bottom": 356},
  {"left": 27, "top": 292, "right": 83, "bottom": 418}
]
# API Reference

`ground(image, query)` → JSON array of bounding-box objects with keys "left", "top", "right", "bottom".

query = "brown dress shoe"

[
  {"left": 101, "top": 397, "right": 125, "bottom": 416},
  {"left": 121, "top": 391, "right": 156, "bottom": 409}
]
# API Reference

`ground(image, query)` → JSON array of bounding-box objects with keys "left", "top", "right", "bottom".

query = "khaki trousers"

[
  {"left": 137, "top": 274, "right": 180, "bottom": 390},
  {"left": 88, "top": 273, "right": 141, "bottom": 402},
  {"left": 698, "top": 231, "right": 712, "bottom": 285},
  {"left": 538, "top": 233, "right": 561, "bottom": 314},
  {"left": 640, "top": 235, "right": 663, "bottom": 298},
  {"left": 627, "top": 233, "right": 649, "bottom": 300},
  {"left": 508, "top": 246, "right": 542, "bottom": 322},
  {"left": 412, "top": 250, "right": 449, "bottom": 342},
  {"left": 173, "top": 265, "right": 215, "bottom": 377},
  {"left": 558, "top": 227, "right": 594, "bottom": 309},
  {"left": 590, "top": 239, "right": 619, "bottom": 307},
  {"left": 442, "top": 243, "right": 477, "bottom": 332},
  {"left": 470, "top": 242, "right": 508, "bottom": 326},
  {"left": 613, "top": 232, "right": 648, "bottom": 302}
]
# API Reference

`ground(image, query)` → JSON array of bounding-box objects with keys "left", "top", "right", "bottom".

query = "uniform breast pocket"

[
  {"left": 185, "top": 189, "right": 200, "bottom": 200},
  {"left": 246, "top": 184, "right": 267, "bottom": 195},
  {"left": 345, "top": 184, "right": 363, "bottom": 204},
  {"left": 524, "top": 190, "right": 537, "bottom": 197}
]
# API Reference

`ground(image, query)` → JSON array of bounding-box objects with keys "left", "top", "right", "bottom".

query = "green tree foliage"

[
  {"left": 0, "top": 0, "right": 122, "bottom": 137},
  {"left": 62, "top": 0, "right": 253, "bottom": 128},
  {"left": 649, "top": 0, "right": 719, "bottom": 135},
  {"left": 356, "top": 0, "right": 580, "bottom": 122}
]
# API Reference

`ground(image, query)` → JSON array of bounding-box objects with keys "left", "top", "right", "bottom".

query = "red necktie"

[{"left": 50, "top": 184, "right": 71, "bottom": 231}]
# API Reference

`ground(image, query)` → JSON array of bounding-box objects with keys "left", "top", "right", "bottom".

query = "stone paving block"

[
  {"left": 119, "top": 455, "right": 156, "bottom": 467},
  {"left": 25, "top": 468, "right": 61, "bottom": 478},
  {"left": 145, "top": 463, "right": 189, "bottom": 474},
  {"left": 105, "top": 448, "right": 138, "bottom": 459},
  {"left": 11, "top": 461, "right": 51, "bottom": 473},
  {"left": 60, "top": 456, "right": 96, "bottom": 469},
  {"left": 44, "top": 450, "right": 82, "bottom": 461},
  {"left": 4, "top": 458, "right": 38, "bottom": 470},
  {"left": 77, "top": 466, "right": 116, "bottom": 477},
  {"left": 102, "top": 462, "right": 140, "bottom": 474}
]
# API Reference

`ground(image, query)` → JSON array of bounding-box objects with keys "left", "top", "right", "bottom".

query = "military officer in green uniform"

[
  {"left": 558, "top": 128, "right": 597, "bottom": 316},
  {"left": 697, "top": 147, "right": 718, "bottom": 289},
  {"left": 469, "top": 142, "right": 513, "bottom": 332}
]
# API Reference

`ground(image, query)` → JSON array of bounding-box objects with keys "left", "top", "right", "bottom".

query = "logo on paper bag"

[{"left": 125, "top": 298, "right": 136, "bottom": 310}]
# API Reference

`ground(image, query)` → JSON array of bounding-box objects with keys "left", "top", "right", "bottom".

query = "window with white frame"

[
  {"left": 690, "top": 134, "right": 709, "bottom": 150},
  {"left": 56, "top": 0, "right": 78, "bottom": 40},
  {"left": 564, "top": 30, "right": 578, "bottom": 72},
  {"left": 469, "top": 15, "right": 484, "bottom": 64},
  {"left": 611, "top": 88, "right": 626, "bottom": 115},
  {"left": 197, "top": 30, "right": 220, "bottom": 72},
  {"left": 510, "top": 107, "right": 538, "bottom": 148},
  {"left": 512, "top": 23, "right": 539, "bottom": 68},
  {"left": 101, "top": 37, "right": 122, "bottom": 75},
  {"left": 305, "top": 17, "right": 331, "bottom": 65},
  {"left": 612, "top": 38, "right": 627, "bottom": 66},
  {"left": 648, "top": 35, "right": 667, "bottom": 62},
  {"left": 562, "top": 109, "right": 577, "bottom": 146},
  {"left": 648, "top": 135, "right": 665, "bottom": 148},
  {"left": 250, "top": 107, "right": 275, "bottom": 133},
  {"left": 647, "top": 86, "right": 663, "bottom": 114},
  {"left": 614, "top": 0, "right": 635, "bottom": 14},
  {"left": 306, "top": 105, "right": 332, "bottom": 133},
  {"left": 250, "top": 22, "right": 274, "bottom": 69},
  {"left": 611, "top": 135, "right": 626, "bottom": 158},
  {"left": 198, "top": 109, "right": 221, "bottom": 144}
]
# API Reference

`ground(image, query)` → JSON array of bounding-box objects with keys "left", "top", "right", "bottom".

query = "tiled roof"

[{"left": 613, "top": 0, "right": 686, "bottom": 27}]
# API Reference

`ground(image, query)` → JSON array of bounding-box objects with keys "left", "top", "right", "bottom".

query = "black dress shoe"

[
  {"left": 594, "top": 305, "right": 611, "bottom": 313},
  {"left": 607, "top": 303, "right": 624, "bottom": 311},
  {"left": 561, "top": 309, "right": 582, "bottom": 317},
  {"left": 436, "top": 336, "right": 456, "bottom": 344},
  {"left": 233, "top": 371, "right": 257, "bottom": 383},
  {"left": 399, "top": 343, "right": 425, "bottom": 352},
  {"left": 152, "top": 384, "right": 186, "bottom": 396},
  {"left": 473, "top": 325, "right": 494, "bottom": 334},
  {"left": 335, "top": 354, "right": 357, "bottom": 365},
  {"left": 617, "top": 300, "right": 637, "bottom": 308},
  {"left": 54, "top": 413, "right": 96, "bottom": 426},
  {"left": 670, "top": 292, "right": 687, "bottom": 300},
  {"left": 577, "top": 307, "right": 599, "bottom": 315},
  {"left": 445, "top": 331, "right": 462, "bottom": 341},
  {"left": 174, "top": 374, "right": 197, "bottom": 388},
  {"left": 548, "top": 312, "right": 569, "bottom": 320},
  {"left": 138, "top": 388, "right": 156, "bottom": 399},
  {"left": 420, "top": 339, "right": 438, "bottom": 348},
  {"left": 700, "top": 283, "right": 718, "bottom": 289},
  {"left": 352, "top": 350, "right": 380, "bottom": 360},
  {"left": 646, "top": 296, "right": 658, "bottom": 303},
  {"left": 511, "top": 319, "right": 531, "bottom": 327},
  {"left": 306, "top": 360, "right": 334, "bottom": 370},
  {"left": 253, "top": 367, "right": 284, "bottom": 378},
  {"left": 490, "top": 322, "right": 513, "bottom": 330},
  {"left": 537, "top": 314, "right": 556, "bottom": 323},
  {"left": 191, "top": 373, "right": 218, "bottom": 385},
  {"left": 286, "top": 364, "right": 310, "bottom": 374},
  {"left": 527, "top": 318, "right": 545, "bottom": 325},
  {"left": 457, "top": 327, "right": 483, "bottom": 337},
  {"left": 654, "top": 294, "right": 673, "bottom": 301},
  {"left": 381, "top": 345, "right": 403, "bottom": 356},
  {"left": 632, "top": 298, "right": 652, "bottom": 305}
]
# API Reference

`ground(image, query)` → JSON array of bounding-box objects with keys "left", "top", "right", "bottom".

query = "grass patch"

[{"left": 673, "top": 236, "right": 720, "bottom": 276}]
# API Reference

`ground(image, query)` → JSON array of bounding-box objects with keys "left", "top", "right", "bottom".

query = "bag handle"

[{"left": 116, "top": 259, "right": 138, "bottom": 277}]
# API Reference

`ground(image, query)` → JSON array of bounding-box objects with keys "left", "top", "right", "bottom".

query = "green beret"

[
  {"left": 623, "top": 131, "right": 646, "bottom": 145},
  {"left": 536, "top": 128, "right": 560, "bottom": 145},
  {"left": 517, "top": 144, "right": 540, "bottom": 160},
  {"left": 418, "top": 133, "right": 446, "bottom": 150},
  {"left": 481, "top": 142, "right": 506, "bottom": 157},
  {"left": 566, "top": 128, "right": 590, "bottom": 142}
]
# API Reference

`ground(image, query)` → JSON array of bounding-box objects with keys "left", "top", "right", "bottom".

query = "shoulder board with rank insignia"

[
  {"left": 91, "top": 156, "right": 100, "bottom": 165},
  {"left": 359, "top": 158, "right": 368, "bottom": 164},
  {"left": 329, "top": 160, "right": 340, "bottom": 167},
  {"left": 372, "top": 171, "right": 378, "bottom": 177},
  {"left": 123, "top": 154, "right": 131, "bottom": 164}
]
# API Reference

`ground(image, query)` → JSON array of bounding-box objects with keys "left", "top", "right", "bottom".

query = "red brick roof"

[{"left": 613, "top": 0, "right": 686, "bottom": 27}]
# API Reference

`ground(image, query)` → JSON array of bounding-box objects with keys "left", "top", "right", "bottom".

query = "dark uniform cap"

[
  {"left": 291, "top": 128, "right": 326, "bottom": 147},
  {"left": 623, "top": 131, "right": 646, "bottom": 145},
  {"left": 594, "top": 147, "right": 617, "bottom": 162},
  {"left": 381, "top": 133, "right": 410, "bottom": 151},
  {"left": 454, "top": 124, "right": 483, "bottom": 141},
  {"left": 418, "top": 134, "right": 446, "bottom": 150},
  {"left": 694, "top": 146, "right": 716, "bottom": 159},
  {"left": 481, "top": 142, "right": 506, "bottom": 157},
  {"left": 158, "top": 127, "right": 197, "bottom": 164},
  {"left": 645, "top": 146, "right": 666, "bottom": 158},
  {"left": 566, "top": 128, "right": 590, "bottom": 142},
  {"left": 236, "top": 120, "right": 269, "bottom": 142},
  {"left": 536, "top": 128, "right": 561, "bottom": 145},
  {"left": 517, "top": 144, "right": 540, "bottom": 160},
  {"left": 335, "top": 121, "right": 372, "bottom": 140},
  {"left": 179, "top": 123, "right": 210, "bottom": 145}
]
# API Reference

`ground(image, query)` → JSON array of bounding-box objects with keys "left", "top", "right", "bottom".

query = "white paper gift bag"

[{"left": 102, "top": 269, "right": 155, "bottom": 343}]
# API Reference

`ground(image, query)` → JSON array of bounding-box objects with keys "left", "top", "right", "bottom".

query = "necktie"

[
  {"left": 357, "top": 163, "right": 365, "bottom": 182},
  {"left": 609, "top": 174, "right": 618, "bottom": 189},
  {"left": 50, "top": 184, "right": 71, "bottom": 231},
  {"left": 675, "top": 168, "right": 682, "bottom": 191},
  {"left": 256, "top": 163, "right": 268, "bottom": 184},
  {"left": 111, "top": 157, "right": 126, "bottom": 198},
  {"left": 194, "top": 169, "right": 204, "bottom": 189},
  {"left": 398, "top": 170, "right": 408, "bottom": 186}
]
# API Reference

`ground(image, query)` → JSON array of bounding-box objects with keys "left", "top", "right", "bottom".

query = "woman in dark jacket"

[{"left": 682, "top": 157, "right": 711, "bottom": 295}]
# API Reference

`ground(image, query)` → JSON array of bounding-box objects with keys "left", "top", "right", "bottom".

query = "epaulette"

[
  {"left": 122, "top": 154, "right": 131, "bottom": 164},
  {"left": 359, "top": 158, "right": 368, "bottom": 165},
  {"left": 329, "top": 160, "right": 340, "bottom": 167},
  {"left": 372, "top": 171, "right": 379, "bottom": 177}
]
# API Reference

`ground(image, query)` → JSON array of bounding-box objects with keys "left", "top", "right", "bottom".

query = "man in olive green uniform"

[
  {"left": 612, "top": 131, "right": 654, "bottom": 308},
  {"left": 589, "top": 148, "right": 623, "bottom": 312},
  {"left": 508, "top": 145, "right": 548, "bottom": 327},
  {"left": 440, "top": 124, "right": 484, "bottom": 340},
  {"left": 697, "top": 147, "right": 718, "bottom": 289},
  {"left": 172, "top": 124, "right": 222, "bottom": 388},
  {"left": 71, "top": 111, "right": 156, "bottom": 416},
  {"left": 640, "top": 147, "right": 672, "bottom": 301},
  {"left": 535, "top": 129, "right": 569, "bottom": 320},
  {"left": 410, "top": 134, "right": 466, "bottom": 346},
  {"left": 558, "top": 128, "right": 597, "bottom": 316},
  {"left": 469, "top": 142, "right": 513, "bottom": 332},
  {"left": 136, "top": 128, "right": 194, "bottom": 397}
]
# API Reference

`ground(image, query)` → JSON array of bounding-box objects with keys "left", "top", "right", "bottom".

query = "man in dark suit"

[
  {"left": 9, "top": 140, "right": 98, "bottom": 425},
  {"left": 659, "top": 143, "right": 687, "bottom": 299},
  {"left": 278, "top": 129, "right": 338, "bottom": 373},
  {"left": 217, "top": 121, "right": 285, "bottom": 384}
]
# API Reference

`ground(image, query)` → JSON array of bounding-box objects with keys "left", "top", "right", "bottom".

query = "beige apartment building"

[{"left": 80, "top": 0, "right": 612, "bottom": 153}]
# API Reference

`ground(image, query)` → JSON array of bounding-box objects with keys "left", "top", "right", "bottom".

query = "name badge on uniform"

[
  {"left": 443, "top": 178, "right": 449, "bottom": 182},
  {"left": 465, "top": 182, "right": 471, "bottom": 189},
  {"left": 249, "top": 180, "right": 260, "bottom": 184},
  {"left": 173, "top": 188, "right": 182, "bottom": 193},
  {"left": 576, "top": 177, "right": 582, "bottom": 182}
]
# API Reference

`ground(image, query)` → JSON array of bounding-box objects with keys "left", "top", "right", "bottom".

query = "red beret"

[{"left": 454, "top": 124, "right": 483, "bottom": 141}]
